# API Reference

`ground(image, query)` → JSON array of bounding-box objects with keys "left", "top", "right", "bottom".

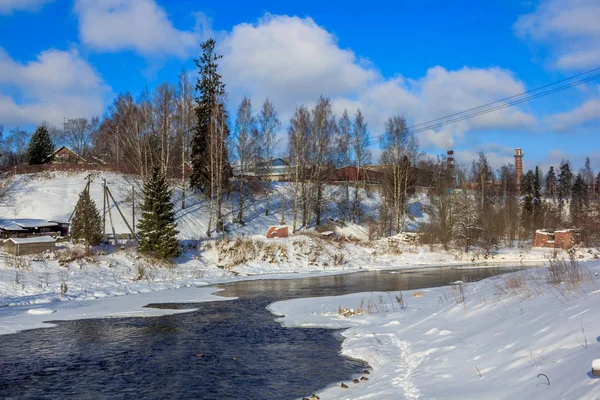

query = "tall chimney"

[
  {"left": 515, "top": 148, "right": 523, "bottom": 191},
  {"left": 447, "top": 150, "right": 454, "bottom": 170}
]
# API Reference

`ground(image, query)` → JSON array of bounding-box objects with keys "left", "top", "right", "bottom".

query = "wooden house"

[{"left": 50, "top": 146, "right": 86, "bottom": 164}]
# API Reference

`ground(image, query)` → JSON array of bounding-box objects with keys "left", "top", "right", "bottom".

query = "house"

[
  {"left": 50, "top": 146, "right": 86, "bottom": 164},
  {"left": 534, "top": 229, "right": 582, "bottom": 250},
  {"left": 235, "top": 158, "right": 293, "bottom": 182},
  {"left": 334, "top": 166, "right": 384, "bottom": 183},
  {"left": 0, "top": 219, "right": 69, "bottom": 238},
  {"left": 4, "top": 236, "right": 56, "bottom": 256}
]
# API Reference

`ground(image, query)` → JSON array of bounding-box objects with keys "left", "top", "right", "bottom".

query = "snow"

[
  {"left": 592, "top": 359, "right": 600, "bottom": 370},
  {"left": 3, "top": 170, "right": 600, "bottom": 398},
  {"left": 269, "top": 262, "right": 600, "bottom": 400},
  {"left": 0, "top": 286, "right": 233, "bottom": 335},
  {"left": 7, "top": 236, "right": 56, "bottom": 244}
]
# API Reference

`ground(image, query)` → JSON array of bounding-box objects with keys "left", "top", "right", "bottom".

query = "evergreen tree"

[
  {"left": 557, "top": 161, "right": 573, "bottom": 202},
  {"left": 190, "top": 38, "right": 231, "bottom": 193},
  {"left": 137, "top": 165, "right": 180, "bottom": 258},
  {"left": 71, "top": 188, "right": 103, "bottom": 251},
  {"left": 521, "top": 170, "right": 535, "bottom": 233},
  {"left": 533, "top": 166, "right": 543, "bottom": 228},
  {"left": 570, "top": 173, "right": 588, "bottom": 227},
  {"left": 26, "top": 125, "right": 55, "bottom": 164},
  {"left": 545, "top": 166, "right": 557, "bottom": 200}
]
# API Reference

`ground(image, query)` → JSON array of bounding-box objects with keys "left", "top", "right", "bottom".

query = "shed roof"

[{"left": 8, "top": 236, "right": 57, "bottom": 244}]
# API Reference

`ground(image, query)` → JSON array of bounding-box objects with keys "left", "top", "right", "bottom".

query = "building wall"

[{"left": 5, "top": 241, "right": 55, "bottom": 256}]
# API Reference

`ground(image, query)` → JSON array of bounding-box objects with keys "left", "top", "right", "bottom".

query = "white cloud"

[
  {"left": 220, "top": 15, "right": 537, "bottom": 156},
  {"left": 74, "top": 0, "right": 204, "bottom": 58},
  {"left": 514, "top": 0, "right": 600, "bottom": 70},
  {"left": 546, "top": 98, "right": 600, "bottom": 132},
  {"left": 0, "top": 47, "right": 108, "bottom": 126},
  {"left": 220, "top": 15, "right": 378, "bottom": 116},
  {"left": 0, "top": 0, "right": 53, "bottom": 14}
]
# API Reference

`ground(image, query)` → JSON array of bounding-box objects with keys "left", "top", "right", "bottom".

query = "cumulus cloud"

[
  {"left": 0, "top": 0, "right": 53, "bottom": 14},
  {"left": 546, "top": 98, "right": 600, "bottom": 132},
  {"left": 74, "top": 0, "right": 204, "bottom": 58},
  {"left": 514, "top": 0, "right": 600, "bottom": 70},
  {"left": 0, "top": 47, "right": 108, "bottom": 126},
  {"left": 219, "top": 15, "right": 536, "bottom": 155}
]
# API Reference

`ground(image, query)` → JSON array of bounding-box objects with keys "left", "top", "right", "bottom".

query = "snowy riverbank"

[{"left": 269, "top": 261, "right": 600, "bottom": 400}]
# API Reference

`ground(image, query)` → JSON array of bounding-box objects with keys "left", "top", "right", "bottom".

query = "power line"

[{"left": 273, "top": 66, "right": 600, "bottom": 158}]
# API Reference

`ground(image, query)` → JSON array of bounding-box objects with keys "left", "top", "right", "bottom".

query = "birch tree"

[
  {"left": 255, "top": 98, "right": 281, "bottom": 216},
  {"left": 233, "top": 96, "right": 255, "bottom": 224},
  {"left": 351, "top": 109, "right": 371, "bottom": 223}
]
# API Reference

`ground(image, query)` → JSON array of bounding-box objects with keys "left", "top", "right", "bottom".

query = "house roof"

[
  {"left": 0, "top": 219, "right": 59, "bottom": 230},
  {"left": 51, "top": 146, "right": 86, "bottom": 161},
  {"left": 8, "top": 236, "right": 57, "bottom": 244}
]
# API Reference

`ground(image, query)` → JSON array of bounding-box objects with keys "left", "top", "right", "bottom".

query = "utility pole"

[
  {"left": 132, "top": 186, "right": 136, "bottom": 235},
  {"left": 102, "top": 178, "right": 106, "bottom": 235}
]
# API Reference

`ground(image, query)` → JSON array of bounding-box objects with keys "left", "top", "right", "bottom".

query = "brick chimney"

[
  {"left": 447, "top": 150, "right": 454, "bottom": 170},
  {"left": 515, "top": 148, "right": 523, "bottom": 191}
]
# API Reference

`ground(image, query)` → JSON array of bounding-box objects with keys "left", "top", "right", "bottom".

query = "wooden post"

[
  {"left": 106, "top": 186, "right": 137, "bottom": 240},
  {"left": 281, "top": 193, "right": 285, "bottom": 225},
  {"left": 102, "top": 178, "right": 106, "bottom": 235},
  {"left": 105, "top": 186, "right": 117, "bottom": 244},
  {"left": 132, "top": 186, "right": 136, "bottom": 235}
]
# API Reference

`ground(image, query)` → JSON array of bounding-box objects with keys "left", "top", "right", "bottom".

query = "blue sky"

[{"left": 0, "top": 0, "right": 599, "bottom": 173}]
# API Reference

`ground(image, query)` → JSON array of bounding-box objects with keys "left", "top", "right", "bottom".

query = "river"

[{"left": 0, "top": 265, "right": 533, "bottom": 399}]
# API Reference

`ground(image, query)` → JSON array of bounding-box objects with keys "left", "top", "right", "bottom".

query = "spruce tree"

[
  {"left": 570, "top": 174, "right": 588, "bottom": 227},
  {"left": 558, "top": 162, "right": 573, "bottom": 202},
  {"left": 71, "top": 188, "right": 103, "bottom": 251},
  {"left": 190, "top": 38, "right": 232, "bottom": 193},
  {"left": 533, "top": 166, "right": 543, "bottom": 228},
  {"left": 545, "top": 166, "right": 557, "bottom": 200},
  {"left": 26, "top": 125, "right": 55, "bottom": 164},
  {"left": 137, "top": 165, "right": 180, "bottom": 258},
  {"left": 521, "top": 170, "right": 535, "bottom": 233}
]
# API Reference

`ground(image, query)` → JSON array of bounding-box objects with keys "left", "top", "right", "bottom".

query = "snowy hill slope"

[{"left": 0, "top": 171, "right": 429, "bottom": 239}]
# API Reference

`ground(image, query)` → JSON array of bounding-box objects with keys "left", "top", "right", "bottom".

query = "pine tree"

[
  {"left": 521, "top": 170, "right": 535, "bottom": 233},
  {"left": 545, "top": 166, "right": 557, "bottom": 200},
  {"left": 137, "top": 165, "right": 180, "bottom": 258},
  {"left": 26, "top": 125, "right": 55, "bottom": 164},
  {"left": 558, "top": 162, "right": 573, "bottom": 202},
  {"left": 71, "top": 188, "right": 103, "bottom": 251},
  {"left": 533, "top": 166, "right": 543, "bottom": 228},
  {"left": 570, "top": 174, "right": 588, "bottom": 227}
]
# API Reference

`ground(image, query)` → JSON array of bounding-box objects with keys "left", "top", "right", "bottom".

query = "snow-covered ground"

[
  {"left": 2, "top": 171, "right": 600, "bottom": 398},
  {"left": 270, "top": 262, "right": 600, "bottom": 400},
  {"left": 0, "top": 170, "right": 594, "bottom": 318}
]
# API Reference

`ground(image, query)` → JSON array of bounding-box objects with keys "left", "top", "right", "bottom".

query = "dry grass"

[
  {"left": 213, "top": 237, "right": 289, "bottom": 270},
  {"left": 547, "top": 254, "right": 594, "bottom": 290}
]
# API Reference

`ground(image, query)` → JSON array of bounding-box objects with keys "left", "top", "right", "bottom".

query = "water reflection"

[{"left": 0, "top": 265, "right": 533, "bottom": 400}]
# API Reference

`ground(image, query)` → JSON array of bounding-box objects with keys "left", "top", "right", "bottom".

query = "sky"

[{"left": 0, "top": 0, "right": 599, "bottom": 173}]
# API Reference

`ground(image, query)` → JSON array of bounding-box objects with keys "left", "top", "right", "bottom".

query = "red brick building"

[{"left": 534, "top": 229, "right": 582, "bottom": 250}]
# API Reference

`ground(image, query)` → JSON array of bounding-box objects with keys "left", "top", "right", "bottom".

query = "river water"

[{"left": 0, "top": 266, "right": 532, "bottom": 399}]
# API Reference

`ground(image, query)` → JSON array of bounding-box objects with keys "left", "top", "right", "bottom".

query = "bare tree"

[
  {"left": 351, "top": 109, "right": 371, "bottom": 223},
  {"left": 336, "top": 110, "right": 352, "bottom": 221},
  {"left": 153, "top": 83, "right": 177, "bottom": 175},
  {"left": 380, "top": 115, "right": 420, "bottom": 233},
  {"left": 62, "top": 117, "right": 99, "bottom": 157},
  {"left": 309, "top": 96, "right": 337, "bottom": 226},
  {"left": 233, "top": 96, "right": 255, "bottom": 224},
  {"left": 176, "top": 70, "right": 195, "bottom": 209},
  {"left": 288, "top": 105, "right": 311, "bottom": 232},
  {"left": 255, "top": 98, "right": 281, "bottom": 216}
]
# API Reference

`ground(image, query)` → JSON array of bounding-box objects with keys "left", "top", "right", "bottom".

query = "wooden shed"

[{"left": 4, "top": 236, "right": 56, "bottom": 256}]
